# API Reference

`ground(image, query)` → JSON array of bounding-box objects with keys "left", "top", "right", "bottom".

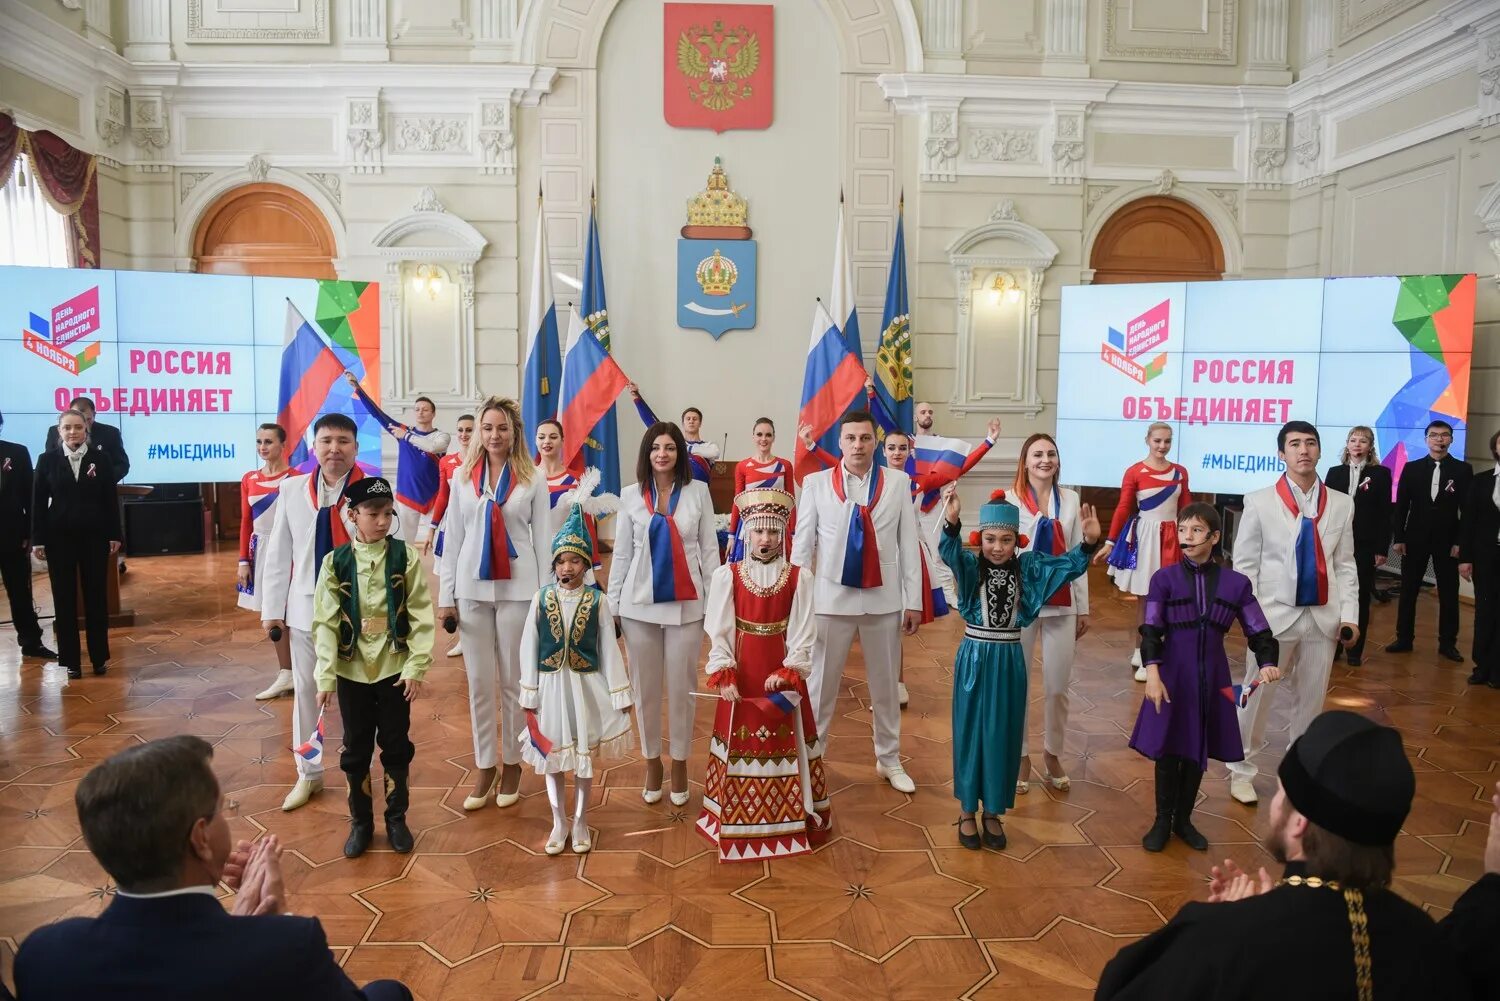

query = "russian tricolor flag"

[
  {"left": 277, "top": 301, "right": 346, "bottom": 468},
  {"left": 523, "top": 192, "right": 561, "bottom": 450},
  {"left": 913, "top": 434, "right": 975, "bottom": 511},
  {"left": 557, "top": 306, "right": 630, "bottom": 475},
  {"left": 294, "top": 709, "right": 325, "bottom": 767},
  {"left": 794, "top": 301, "right": 868, "bottom": 485}
]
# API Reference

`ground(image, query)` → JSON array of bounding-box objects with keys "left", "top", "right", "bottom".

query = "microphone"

[
  {"left": 442, "top": 614, "right": 457, "bottom": 634},
  {"left": 268, "top": 626, "right": 283, "bottom": 642},
  {"left": 1339, "top": 626, "right": 1354, "bottom": 645}
]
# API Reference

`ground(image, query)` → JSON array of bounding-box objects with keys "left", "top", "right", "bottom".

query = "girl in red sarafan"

[{"left": 696, "top": 488, "right": 831, "bottom": 862}]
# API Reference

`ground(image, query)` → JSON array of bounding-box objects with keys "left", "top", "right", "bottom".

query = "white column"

[
  {"left": 1301, "top": 0, "right": 1333, "bottom": 77},
  {"left": 473, "top": 0, "right": 518, "bottom": 61},
  {"left": 124, "top": 0, "right": 172, "bottom": 62},
  {"left": 923, "top": 0, "right": 964, "bottom": 71},
  {"left": 83, "top": 0, "right": 111, "bottom": 46},
  {"left": 1042, "top": 0, "right": 1089, "bottom": 78},
  {"left": 342, "top": 0, "right": 389, "bottom": 61},
  {"left": 1246, "top": 0, "right": 1291, "bottom": 84}
]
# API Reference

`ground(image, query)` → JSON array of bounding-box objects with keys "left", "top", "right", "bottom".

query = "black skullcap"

[
  {"left": 1277, "top": 710, "right": 1414, "bottom": 846},
  {"left": 345, "top": 476, "right": 394, "bottom": 509}
]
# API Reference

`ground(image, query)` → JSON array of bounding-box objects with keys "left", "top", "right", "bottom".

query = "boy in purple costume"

[{"left": 1131, "top": 503, "right": 1281, "bottom": 853}]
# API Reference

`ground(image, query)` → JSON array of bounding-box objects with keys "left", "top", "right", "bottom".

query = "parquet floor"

[{"left": 0, "top": 548, "right": 1496, "bottom": 1000}]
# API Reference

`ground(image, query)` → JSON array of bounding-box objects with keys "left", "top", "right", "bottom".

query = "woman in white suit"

[
  {"left": 438, "top": 396, "right": 551, "bottom": 812},
  {"left": 608, "top": 421, "right": 720, "bottom": 806}
]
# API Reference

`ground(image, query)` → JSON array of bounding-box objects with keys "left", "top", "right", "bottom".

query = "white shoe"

[
  {"left": 281, "top": 777, "right": 323, "bottom": 812},
  {"left": 571, "top": 816, "right": 592, "bottom": 853},
  {"left": 1229, "top": 778, "right": 1258, "bottom": 805},
  {"left": 1134, "top": 665, "right": 1148, "bottom": 682},
  {"left": 463, "top": 770, "right": 500, "bottom": 811},
  {"left": 446, "top": 642, "right": 463, "bottom": 658},
  {"left": 877, "top": 763, "right": 916, "bottom": 794},
  {"left": 898, "top": 682, "right": 909, "bottom": 708},
  {"left": 642, "top": 787, "right": 663, "bottom": 805},
  {"left": 255, "top": 669, "right": 294, "bottom": 701},
  {"left": 545, "top": 816, "right": 568, "bottom": 856},
  {"left": 669, "top": 790, "right": 690, "bottom": 807}
]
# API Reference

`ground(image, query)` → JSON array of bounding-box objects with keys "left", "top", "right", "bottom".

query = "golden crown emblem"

[
  {"left": 686, "top": 157, "right": 749, "bottom": 228},
  {"left": 695, "top": 249, "right": 738, "bottom": 296}
]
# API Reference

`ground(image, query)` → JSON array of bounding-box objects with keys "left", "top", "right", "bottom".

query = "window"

[{"left": 0, "top": 154, "right": 71, "bottom": 267}]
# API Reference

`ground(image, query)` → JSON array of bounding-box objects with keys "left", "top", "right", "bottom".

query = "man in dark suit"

[
  {"left": 1458, "top": 429, "right": 1500, "bottom": 688},
  {"left": 12, "top": 735, "right": 411, "bottom": 1001},
  {"left": 0, "top": 412, "right": 54, "bottom": 660},
  {"left": 43, "top": 396, "right": 130, "bottom": 483},
  {"left": 1324, "top": 427, "right": 1393, "bottom": 667},
  {"left": 1388, "top": 420, "right": 1472, "bottom": 662}
]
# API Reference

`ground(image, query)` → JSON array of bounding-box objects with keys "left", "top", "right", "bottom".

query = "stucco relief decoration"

[
  {"left": 413, "top": 186, "right": 446, "bottom": 213},
  {"left": 1154, "top": 169, "right": 1177, "bottom": 195},
  {"left": 969, "top": 129, "right": 1038, "bottom": 163},
  {"left": 990, "top": 199, "right": 1019, "bottom": 223},
  {"left": 1209, "top": 187, "right": 1240, "bottom": 220},
  {"left": 347, "top": 96, "right": 383, "bottom": 175},
  {"left": 922, "top": 106, "right": 960, "bottom": 183},
  {"left": 1251, "top": 115, "right": 1288, "bottom": 190},
  {"left": 246, "top": 154, "right": 271, "bottom": 183},
  {"left": 665, "top": 4, "right": 774, "bottom": 133},
  {"left": 1476, "top": 182, "right": 1500, "bottom": 291},
  {"left": 1334, "top": 0, "right": 1425, "bottom": 45},
  {"left": 179, "top": 172, "right": 211, "bottom": 204},
  {"left": 1480, "top": 30, "right": 1500, "bottom": 128},
  {"left": 1103, "top": 0, "right": 1238, "bottom": 64},
  {"left": 394, "top": 118, "right": 467, "bottom": 153},
  {"left": 128, "top": 91, "right": 170, "bottom": 172},
  {"left": 309, "top": 173, "right": 343, "bottom": 204},
  {"left": 186, "top": 0, "right": 329, "bottom": 42},
  {"left": 1292, "top": 115, "right": 1322, "bottom": 186},
  {"left": 478, "top": 100, "right": 516, "bottom": 176},
  {"left": 96, "top": 87, "right": 126, "bottom": 150},
  {"left": 1086, "top": 185, "right": 1116, "bottom": 214},
  {"left": 1049, "top": 110, "right": 1086, "bottom": 185}
]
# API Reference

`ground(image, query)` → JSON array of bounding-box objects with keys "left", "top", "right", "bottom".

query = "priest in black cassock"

[{"left": 1096, "top": 710, "right": 1500, "bottom": 1000}]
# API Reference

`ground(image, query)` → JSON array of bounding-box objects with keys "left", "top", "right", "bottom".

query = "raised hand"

[
  {"left": 1079, "top": 503, "right": 1101, "bottom": 545},
  {"left": 986, "top": 417, "right": 1001, "bottom": 439},
  {"left": 942, "top": 482, "right": 960, "bottom": 525}
]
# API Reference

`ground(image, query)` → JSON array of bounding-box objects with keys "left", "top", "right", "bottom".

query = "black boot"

[
  {"left": 1172, "top": 760, "right": 1209, "bottom": 851},
  {"left": 1142, "top": 759, "right": 1175, "bottom": 852},
  {"left": 384, "top": 770, "right": 414, "bottom": 854},
  {"left": 343, "top": 774, "right": 374, "bottom": 858}
]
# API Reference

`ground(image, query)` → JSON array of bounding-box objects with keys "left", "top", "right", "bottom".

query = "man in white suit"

[
  {"left": 1229, "top": 421, "right": 1359, "bottom": 805},
  {"left": 260, "top": 414, "right": 368, "bottom": 812},
  {"left": 793, "top": 411, "right": 923, "bottom": 793}
]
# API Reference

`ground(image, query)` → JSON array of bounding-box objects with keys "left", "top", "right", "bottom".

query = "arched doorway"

[
  {"left": 1089, "top": 196, "right": 1224, "bottom": 284},
  {"left": 192, "top": 182, "right": 336, "bottom": 278}
]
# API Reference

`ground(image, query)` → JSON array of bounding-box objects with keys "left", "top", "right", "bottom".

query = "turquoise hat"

[
  {"left": 552, "top": 502, "right": 594, "bottom": 563},
  {"left": 978, "top": 489, "right": 1020, "bottom": 532}
]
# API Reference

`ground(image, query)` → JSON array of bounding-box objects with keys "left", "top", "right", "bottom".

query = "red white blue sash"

[
  {"left": 832, "top": 465, "right": 884, "bottom": 589},
  {"left": 311, "top": 469, "right": 361, "bottom": 570},
  {"left": 475, "top": 461, "right": 518, "bottom": 581},
  {"left": 1276, "top": 475, "right": 1328, "bottom": 606},
  {"left": 644, "top": 480, "right": 698, "bottom": 603},
  {"left": 1022, "top": 483, "right": 1071, "bottom": 608}
]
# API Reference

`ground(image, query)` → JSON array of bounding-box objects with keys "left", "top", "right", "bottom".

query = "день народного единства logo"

[
  {"left": 1100, "top": 298, "right": 1169, "bottom": 384},
  {"left": 23, "top": 285, "right": 103, "bottom": 376}
]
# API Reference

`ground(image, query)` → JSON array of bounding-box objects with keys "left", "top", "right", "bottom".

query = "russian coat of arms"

[{"left": 664, "top": 4, "right": 773, "bottom": 133}]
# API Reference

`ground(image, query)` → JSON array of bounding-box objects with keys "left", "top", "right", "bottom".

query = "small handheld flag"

[
  {"left": 525, "top": 709, "right": 554, "bottom": 758},
  {"left": 294, "top": 709, "right": 326, "bottom": 767},
  {"left": 1220, "top": 680, "right": 1264, "bottom": 709}
]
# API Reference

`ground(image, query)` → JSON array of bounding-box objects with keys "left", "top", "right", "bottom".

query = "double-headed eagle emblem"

[{"left": 676, "top": 18, "right": 760, "bottom": 112}]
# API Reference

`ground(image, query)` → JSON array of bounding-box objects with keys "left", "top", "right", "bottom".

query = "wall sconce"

[
  {"left": 989, "top": 272, "right": 1022, "bottom": 306},
  {"left": 411, "top": 263, "right": 443, "bottom": 300}
]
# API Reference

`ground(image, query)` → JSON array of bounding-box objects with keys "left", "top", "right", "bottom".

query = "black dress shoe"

[
  {"left": 92, "top": 664, "right": 108, "bottom": 676},
  {"left": 1438, "top": 646, "right": 1464, "bottom": 663},
  {"left": 1385, "top": 640, "right": 1413, "bottom": 653},
  {"left": 980, "top": 813, "right": 1007, "bottom": 851},
  {"left": 1468, "top": 670, "right": 1488, "bottom": 685},
  {"left": 65, "top": 665, "right": 82, "bottom": 679},
  {"left": 21, "top": 645, "right": 57, "bottom": 660},
  {"left": 1347, "top": 654, "right": 1363, "bottom": 667},
  {"left": 1489, "top": 680, "right": 1500, "bottom": 690},
  {"left": 955, "top": 816, "right": 980, "bottom": 850}
]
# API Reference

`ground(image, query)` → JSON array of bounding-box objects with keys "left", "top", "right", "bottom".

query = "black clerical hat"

[{"left": 1277, "top": 710, "right": 1414, "bottom": 846}]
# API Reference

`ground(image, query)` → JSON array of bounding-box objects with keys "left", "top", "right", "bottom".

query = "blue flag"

[
  {"left": 875, "top": 202, "right": 913, "bottom": 435},
  {"left": 523, "top": 196, "right": 561, "bottom": 448},
  {"left": 580, "top": 200, "right": 621, "bottom": 496}
]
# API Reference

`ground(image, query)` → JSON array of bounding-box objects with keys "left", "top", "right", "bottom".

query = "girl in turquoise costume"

[
  {"left": 939, "top": 485, "right": 1101, "bottom": 851},
  {"left": 519, "top": 470, "right": 632, "bottom": 857}
]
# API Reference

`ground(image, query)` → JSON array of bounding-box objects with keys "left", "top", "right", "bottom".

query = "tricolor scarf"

[
  {"left": 1022, "top": 483, "right": 1071, "bottom": 608},
  {"left": 832, "top": 465, "right": 884, "bottom": 589},
  {"left": 474, "top": 461, "right": 519, "bottom": 581},
  {"left": 311, "top": 468, "right": 363, "bottom": 571},
  {"left": 643, "top": 480, "right": 698, "bottom": 603},
  {"left": 1276, "top": 475, "right": 1329, "bottom": 607}
]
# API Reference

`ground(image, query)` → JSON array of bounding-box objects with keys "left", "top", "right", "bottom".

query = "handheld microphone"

[
  {"left": 442, "top": 615, "right": 457, "bottom": 634},
  {"left": 1339, "top": 626, "right": 1354, "bottom": 644},
  {"left": 268, "top": 626, "right": 283, "bottom": 642}
]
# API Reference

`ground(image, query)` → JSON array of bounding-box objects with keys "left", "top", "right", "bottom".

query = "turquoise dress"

[{"left": 940, "top": 522, "right": 1090, "bottom": 815}]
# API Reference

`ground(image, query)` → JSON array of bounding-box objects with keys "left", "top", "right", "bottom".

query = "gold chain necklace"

[
  {"left": 737, "top": 559, "right": 790, "bottom": 598},
  {"left": 1276, "top": 876, "right": 1372, "bottom": 1001}
]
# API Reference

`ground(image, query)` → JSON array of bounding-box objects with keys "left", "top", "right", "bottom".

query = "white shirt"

[
  {"left": 316, "top": 470, "right": 349, "bottom": 508},
  {"left": 1287, "top": 475, "right": 1320, "bottom": 517},
  {"left": 115, "top": 884, "right": 218, "bottom": 900},
  {"left": 1346, "top": 461, "right": 1365, "bottom": 497},
  {"left": 64, "top": 443, "right": 88, "bottom": 480}
]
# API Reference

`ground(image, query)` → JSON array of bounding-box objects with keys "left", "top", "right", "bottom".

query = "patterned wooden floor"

[{"left": 0, "top": 548, "right": 1495, "bottom": 999}]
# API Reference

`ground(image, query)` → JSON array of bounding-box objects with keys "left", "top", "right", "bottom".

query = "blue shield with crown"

[{"left": 677, "top": 157, "right": 757, "bottom": 340}]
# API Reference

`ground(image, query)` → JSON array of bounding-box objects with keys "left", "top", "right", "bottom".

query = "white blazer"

[
  {"left": 1017, "top": 486, "right": 1089, "bottom": 617},
  {"left": 1232, "top": 479, "right": 1358, "bottom": 636},
  {"left": 791, "top": 463, "right": 922, "bottom": 617},
  {"left": 438, "top": 465, "right": 551, "bottom": 606},
  {"left": 607, "top": 478, "right": 720, "bottom": 626},
  {"left": 259, "top": 471, "right": 370, "bottom": 632}
]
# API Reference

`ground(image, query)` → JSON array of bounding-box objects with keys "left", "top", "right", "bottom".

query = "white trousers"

[
  {"left": 1228, "top": 621, "right": 1335, "bottom": 782},
  {"left": 289, "top": 627, "right": 323, "bottom": 780},
  {"left": 1020, "top": 614, "right": 1075, "bottom": 759},
  {"left": 394, "top": 500, "right": 429, "bottom": 543},
  {"left": 459, "top": 598, "right": 529, "bottom": 770},
  {"left": 621, "top": 618, "right": 703, "bottom": 761},
  {"left": 809, "top": 612, "right": 902, "bottom": 769}
]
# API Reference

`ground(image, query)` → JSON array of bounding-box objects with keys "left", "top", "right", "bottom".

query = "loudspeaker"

[
  {"left": 124, "top": 499, "right": 205, "bottom": 556},
  {"left": 144, "top": 482, "right": 202, "bottom": 502}
]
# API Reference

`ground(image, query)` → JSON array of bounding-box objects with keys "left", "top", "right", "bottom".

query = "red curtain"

[{"left": 0, "top": 113, "right": 100, "bottom": 269}]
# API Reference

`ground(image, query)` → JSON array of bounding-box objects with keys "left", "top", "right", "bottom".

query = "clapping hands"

[
  {"left": 227, "top": 835, "right": 286, "bottom": 917},
  {"left": 1207, "top": 857, "right": 1273, "bottom": 903}
]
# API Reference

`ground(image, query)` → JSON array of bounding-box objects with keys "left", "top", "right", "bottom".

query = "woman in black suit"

[
  {"left": 1459, "top": 429, "right": 1500, "bottom": 688},
  {"left": 1324, "top": 425, "right": 1393, "bottom": 666},
  {"left": 32, "top": 409, "right": 122, "bottom": 679}
]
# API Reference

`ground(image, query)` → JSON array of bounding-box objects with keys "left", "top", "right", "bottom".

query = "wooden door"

[{"left": 192, "top": 182, "right": 337, "bottom": 279}]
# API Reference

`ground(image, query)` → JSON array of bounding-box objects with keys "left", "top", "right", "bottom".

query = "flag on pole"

[
  {"left": 794, "top": 300, "right": 868, "bottom": 485},
  {"left": 580, "top": 196, "right": 622, "bottom": 496},
  {"left": 523, "top": 189, "right": 561, "bottom": 451},
  {"left": 293, "top": 709, "right": 326, "bottom": 767},
  {"left": 558, "top": 305, "right": 630, "bottom": 475},
  {"left": 830, "top": 192, "right": 862, "bottom": 360},
  {"left": 874, "top": 196, "right": 913, "bottom": 435},
  {"left": 277, "top": 301, "right": 345, "bottom": 468}
]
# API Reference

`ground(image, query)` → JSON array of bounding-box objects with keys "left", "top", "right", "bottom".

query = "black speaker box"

[
  {"left": 124, "top": 499, "right": 205, "bottom": 556},
  {"left": 144, "top": 482, "right": 203, "bottom": 502}
]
